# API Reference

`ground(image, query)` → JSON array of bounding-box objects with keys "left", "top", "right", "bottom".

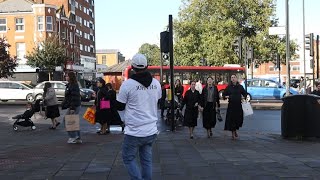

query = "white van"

[{"left": 0, "top": 81, "right": 34, "bottom": 102}]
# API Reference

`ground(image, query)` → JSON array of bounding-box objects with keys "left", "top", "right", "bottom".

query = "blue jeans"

[
  {"left": 122, "top": 134, "right": 157, "bottom": 180},
  {"left": 64, "top": 106, "right": 81, "bottom": 139}
]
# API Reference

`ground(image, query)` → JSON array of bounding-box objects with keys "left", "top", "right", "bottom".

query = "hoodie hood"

[{"left": 130, "top": 71, "right": 153, "bottom": 87}]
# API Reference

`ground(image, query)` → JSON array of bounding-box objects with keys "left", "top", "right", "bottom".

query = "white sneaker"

[{"left": 67, "top": 138, "right": 76, "bottom": 144}]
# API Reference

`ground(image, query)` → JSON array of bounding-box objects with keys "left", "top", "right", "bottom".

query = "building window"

[
  {"left": 102, "top": 55, "right": 106, "bottom": 64},
  {"left": 269, "top": 66, "right": 276, "bottom": 72},
  {"left": 37, "top": 16, "right": 44, "bottom": 31},
  {"left": 80, "top": 44, "right": 83, "bottom": 50},
  {"left": 15, "top": 18, "right": 24, "bottom": 31},
  {"left": 79, "top": 5, "right": 82, "bottom": 10},
  {"left": 83, "top": 7, "right": 86, "bottom": 13},
  {"left": 90, "top": 47, "right": 94, "bottom": 53},
  {"left": 291, "top": 65, "right": 300, "bottom": 71},
  {"left": 80, "top": 31, "right": 82, "bottom": 37},
  {"left": 16, "top": 43, "right": 26, "bottom": 63},
  {"left": 75, "top": 1, "right": 78, "bottom": 8},
  {"left": 90, "top": 35, "right": 93, "bottom": 41},
  {"left": 46, "top": 16, "right": 53, "bottom": 31},
  {"left": 85, "top": 46, "right": 87, "bottom": 52},
  {"left": 87, "top": 9, "right": 89, "bottom": 15},
  {"left": 70, "top": 32, "right": 73, "bottom": 44},
  {"left": 0, "top": 18, "right": 6, "bottom": 31}
]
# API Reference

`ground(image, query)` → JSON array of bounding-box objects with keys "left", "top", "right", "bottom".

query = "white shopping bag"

[{"left": 242, "top": 102, "right": 253, "bottom": 116}]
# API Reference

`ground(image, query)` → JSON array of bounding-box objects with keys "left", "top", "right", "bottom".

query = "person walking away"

[
  {"left": 94, "top": 78, "right": 112, "bottom": 135},
  {"left": 175, "top": 79, "right": 184, "bottom": 102},
  {"left": 311, "top": 82, "right": 320, "bottom": 96},
  {"left": 181, "top": 80, "right": 201, "bottom": 139},
  {"left": 116, "top": 53, "right": 161, "bottom": 180},
  {"left": 43, "top": 82, "right": 60, "bottom": 129},
  {"left": 223, "top": 74, "right": 248, "bottom": 140},
  {"left": 106, "top": 83, "right": 124, "bottom": 132},
  {"left": 306, "top": 77, "right": 312, "bottom": 94},
  {"left": 299, "top": 76, "right": 305, "bottom": 94},
  {"left": 61, "top": 72, "right": 82, "bottom": 144},
  {"left": 200, "top": 77, "right": 220, "bottom": 138}
]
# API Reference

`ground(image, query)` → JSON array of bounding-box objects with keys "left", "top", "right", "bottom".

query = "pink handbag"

[{"left": 100, "top": 98, "right": 110, "bottom": 109}]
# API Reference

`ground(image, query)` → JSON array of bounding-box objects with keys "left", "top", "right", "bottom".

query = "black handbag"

[{"left": 216, "top": 109, "right": 223, "bottom": 122}]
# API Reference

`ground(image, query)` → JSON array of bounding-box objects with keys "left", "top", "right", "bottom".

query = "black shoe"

[
  {"left": 210, "top": 131, "right": 213, "bottom": 137},
  {"left": 49, "top": 127, "right": 56, "bottom": 130},
  {"left": 190, "top": 135, "right": 194, "bottom": 139}
]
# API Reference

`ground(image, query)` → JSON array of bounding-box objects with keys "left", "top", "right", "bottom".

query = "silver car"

[{"left": 32, "top": 81, "right": 67, "bottom": 101}]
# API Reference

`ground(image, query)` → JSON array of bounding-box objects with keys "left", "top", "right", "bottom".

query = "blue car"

[{"left": 241, "top": 78, "right": 298, "bottom": 101}]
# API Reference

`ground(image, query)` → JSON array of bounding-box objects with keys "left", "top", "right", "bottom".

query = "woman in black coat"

[
  {"left": 175, "top": 79, "right": 184, "bottom": 102},
  {"left": 200, "top": 77, "right": 220, "bottom": 138},
  {"left": 106, "top": 83, "right": 124, "bottom": 132},
  {"left": 181, "top": 80, "right": 201, "bottom": 139},
  {"left": 223, "top": 74, "right": 247, "bottom": 140},
  {"left": 94, "top": 78, "right": 112, "bottom": 135}
]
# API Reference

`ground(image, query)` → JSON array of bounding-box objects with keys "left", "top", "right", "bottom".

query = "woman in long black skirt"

[
  {"left": 223, "top": 74, "right": 247, "bottom": 140},
  {"left": 200, "top": 77, "right": 220, "bottom": 138},
  {"left": 181, "top": 80, "right": 201, "bottom": 139},
  {"left": 106, "top": 83, "right": 124, "bottom": 133}
]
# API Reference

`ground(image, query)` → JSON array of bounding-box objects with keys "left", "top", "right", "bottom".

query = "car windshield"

[{"left": 22, "top": 83, "right": 34, "bottom": 89}]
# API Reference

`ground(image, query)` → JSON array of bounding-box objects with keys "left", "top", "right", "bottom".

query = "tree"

[
  {"left": 26, "top": 35, "right": 69, "bottom": 80},
  {"left": 138, "top": 43, "right": 161, "bottom": 66},
  {"left": 0, "top": 38, "right": 17, "bottom": 79},
  {"left": 174, "top": 0, "right": 298, "bottom": 66}
]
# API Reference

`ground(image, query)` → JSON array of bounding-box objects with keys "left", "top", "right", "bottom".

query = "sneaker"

[
  {"left": 75, "top": 138, "right": 82, "bottom": 144},
  {"left": 67, "top": 138, "right": 76, "bottom": 144}
]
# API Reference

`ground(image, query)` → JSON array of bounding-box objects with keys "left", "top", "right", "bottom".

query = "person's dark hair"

[
  {"left": 43, "top": 82, "right": 52, "bottom": 94},
  {"left": 68, "top": 72, "right": 77, "bottom": 84},
  {"left": 106, "top": 83, "right": 113, "bottom": 90},
  {"left": 97, "top": 78, "right": 106, "bottom": 87},
  {"left": 189, "top": 80, "right": 196, "bottom": 85},
  {"left": 132, "top": 66, "right": 147, "bottom": 73}
]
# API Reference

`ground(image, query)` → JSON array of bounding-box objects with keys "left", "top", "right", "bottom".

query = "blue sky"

[{"left": 95, "top": 0, "right": 320, "bottom": 60}]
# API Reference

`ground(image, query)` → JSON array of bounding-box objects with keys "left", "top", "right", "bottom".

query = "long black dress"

[
  {"left": 107, "top": 89, "right": 123, "bottom": 125},
  {"left": 201, "top": 85, "right": 220, "bottom": 129},
  {"left": 223, "top": 82, "right": 247, "bottom": 131},
  {"left": 181, "top": 89, "right": 201, "bottom": 127},
  {"left": 95, "top": 87, "right": 112, "bottom": 125}
]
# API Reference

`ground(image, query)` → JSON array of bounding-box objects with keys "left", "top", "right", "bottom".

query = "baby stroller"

[
  {"left": 165, "top": 95, "right": 184, "bottom": 126},
  {"left": 12, "top": 106, "right": 36, "bottom": 131}
]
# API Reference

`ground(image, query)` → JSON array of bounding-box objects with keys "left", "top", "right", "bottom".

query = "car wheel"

[
  {"left": 219, "top": 90, "right": 224, "bottom": 99},
  {"left": 1, "top": 100, "right": 8, "bottom": 102},
  {"left": 35, "top": 94, "right": 43, "bottom": 100},
  {"left": 26, "top": 94, "right": 34, "bottom": 102},
  {"left": 246, "top": 94, "right": 252, "bottom": 102}
]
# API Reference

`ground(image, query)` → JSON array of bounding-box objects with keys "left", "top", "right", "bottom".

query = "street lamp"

[{"left": 285, "top": 0, "right": 290, "bottom": 96}]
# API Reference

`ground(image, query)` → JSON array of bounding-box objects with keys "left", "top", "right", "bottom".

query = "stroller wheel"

[
  {"left": 31, "top": 126, "right": 36, "bottom": 130},
  {"left": 13, "top": 125, "right": 18, "bottom": 131}
]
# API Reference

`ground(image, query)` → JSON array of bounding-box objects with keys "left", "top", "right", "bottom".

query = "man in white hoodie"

[{"left": 117, "top": 53, "right": 161, "bottom": 180}]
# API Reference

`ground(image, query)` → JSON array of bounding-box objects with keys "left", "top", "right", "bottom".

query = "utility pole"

[
  {"left": 317, "top": 35, "right": 319, "bottom": 79},
  {"left": 302, "top": 0, "right": 306, "bottom": 94},
  {"left": 285, "top": 0, "right": 290, "bottom": 96}
]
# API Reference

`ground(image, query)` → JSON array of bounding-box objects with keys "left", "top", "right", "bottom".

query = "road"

[{"left": 0, "top": 105, "right": 281, "bottom": 134}]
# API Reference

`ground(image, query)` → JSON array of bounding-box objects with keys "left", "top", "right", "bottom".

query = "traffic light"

[
  {"left": 232, "top": 36, "right": 242, "bottom": 59},
  {"left": 160, "top": 31, "right": 170, "bottom": 53},
  {"left": 305, "top": 33, "right": 314, "bottom": 57},
  {"left": 247, "top": 46, "right": 254, "bottom": 60}
]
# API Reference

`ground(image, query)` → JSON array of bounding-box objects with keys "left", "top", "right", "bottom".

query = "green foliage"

[
  {"left": 174, "top": 0, "right": 298, "bottom": 66},
  {"left": 26, "top": 35, "right": 69, "bottom": 70},
  {"left": 138, "top": 43, "right": 161, "bottom": 66},
  {"left": 0, "top": 38, "right": 17, "bottom": 78}
]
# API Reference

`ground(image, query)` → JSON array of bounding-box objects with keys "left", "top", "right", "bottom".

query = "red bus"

[{"left": 123, "top": 65, "right": 245, "bottom": 98}]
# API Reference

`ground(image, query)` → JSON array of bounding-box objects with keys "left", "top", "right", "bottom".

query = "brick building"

[{"left": 0, "top": 0, "right": 96, "bottom": 84}]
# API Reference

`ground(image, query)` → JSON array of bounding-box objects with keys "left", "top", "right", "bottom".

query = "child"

[{"left": 12, "top": 102, "right": 35, "bottom": 128}]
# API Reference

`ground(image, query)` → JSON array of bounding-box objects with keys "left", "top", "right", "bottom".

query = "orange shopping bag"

[{"left": 83, "top": 107, "right": 96, "bottom": 125}]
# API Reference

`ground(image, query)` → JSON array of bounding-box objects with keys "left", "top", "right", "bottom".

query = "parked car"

[
  {"left": 242, "top": 78, "right": 299, "bottom": 101},
  {"left": 0, "top": 81, "right": 34, "bottom": 102},
  {"left": 290, "top": 79, "right": 300, "bottom": 88},
  {"left": 32, "top": 81, "right": 94, "bottom": 102}
]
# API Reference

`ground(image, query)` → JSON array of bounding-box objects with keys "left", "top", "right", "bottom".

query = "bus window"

[
  {"left": 216, "top": 71, "right": 228, "bottom": 85},
  {"left": 167, "top": 72, "right": 182, "bottom": 84},
  {"left": 190, "top": 71, "right": 201, "bottom": 82}
]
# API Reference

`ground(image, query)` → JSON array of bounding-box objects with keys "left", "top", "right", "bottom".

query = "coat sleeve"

[
  {"left": 181, "top": 90, "right": 188, "bottom": 108},
  {"left": 222, "top": 85, "right": 230, "bottom": 99},
  {"left": 215, "top": 86, "right": 220, "bottom": 108}
]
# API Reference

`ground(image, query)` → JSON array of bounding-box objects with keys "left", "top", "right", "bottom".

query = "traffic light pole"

[
  {"left": 169, "top": 15, "right": 175, "bottom": 132},
  {"left": 160, "top": 53, "right": 163, "bottom": 83},
  {"left": 302, "top": 0, "right": 306, "bottom": 94}
]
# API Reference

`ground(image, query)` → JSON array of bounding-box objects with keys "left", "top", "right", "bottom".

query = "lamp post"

[
  {"left": 302, "top": 0, "right": 307, "bottom": 94},
  {"left": 285, "top": 0, "right": 291, "bottom": 96}
]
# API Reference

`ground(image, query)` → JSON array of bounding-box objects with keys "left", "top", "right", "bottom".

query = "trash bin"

[{"left": 281, "top": 94, "right": 320, "bottom": 138}]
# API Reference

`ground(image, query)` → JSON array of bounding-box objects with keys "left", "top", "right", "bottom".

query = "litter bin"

[{"left": 281, "top": 94, "right": 320, "bottom": 138}]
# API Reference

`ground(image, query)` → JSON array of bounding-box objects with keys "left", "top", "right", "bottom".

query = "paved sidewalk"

[{"left": 0, "top": 115, "right": 320, "bottom": 180}]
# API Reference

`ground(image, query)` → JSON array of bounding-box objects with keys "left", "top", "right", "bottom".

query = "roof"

[
  {"left": 0, "top": 0, "right": 33, "bottom": 13},
  {"left": 96, "top": 49, "right": 120, "bottom": 54},
  {"left": 104, "top": 60, "right": 132, "bottom": 74}
]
